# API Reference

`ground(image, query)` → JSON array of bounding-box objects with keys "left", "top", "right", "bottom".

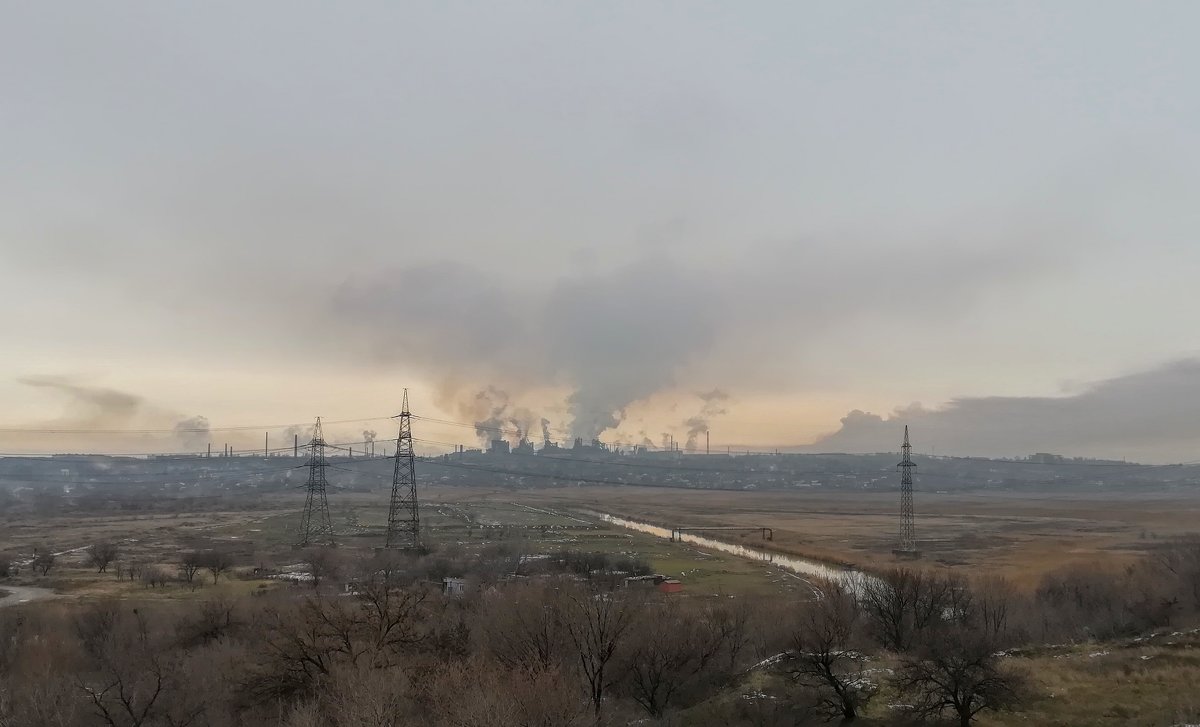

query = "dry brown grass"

[
  {"left": 977, "top": 629, "right": 1200, "bottom": 726},
  {"left": 505, "top": 485, "right": 1200, "bottom": 586}
]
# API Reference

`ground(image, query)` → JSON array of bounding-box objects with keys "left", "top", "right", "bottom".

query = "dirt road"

[{"left": 0, "top": 585, "right": 59, "bottom": 608}]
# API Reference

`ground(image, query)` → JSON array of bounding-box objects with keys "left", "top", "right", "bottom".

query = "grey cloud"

[
  {"left": 19, "top": 375, "right": 143, "bottom": 425},
  {"left": 810, "top": 359, "right": 1200, "bottom": 462}
]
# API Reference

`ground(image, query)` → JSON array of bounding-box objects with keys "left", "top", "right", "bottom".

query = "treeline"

[{"left": 1, "top": 539, "right": 1199, "bottom": 726}]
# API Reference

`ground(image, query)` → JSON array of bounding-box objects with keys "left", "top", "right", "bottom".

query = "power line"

[
  {"left": 0, "top": 463, "right": 303, "bottom": 486},
  {"left": 0, "top": 445, "right": 304, "bottom": 462},
  {"left": 4, "top": 409, "right": 1195, "bottom": 470},
  {"left": 0, "top": 416, "right": 396, "bottom": 435}
]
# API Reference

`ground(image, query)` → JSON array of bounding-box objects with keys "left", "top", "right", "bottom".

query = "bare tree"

[
  {"left": 620, "top": 603, "right": 728, "bottom": 718},
  {"left": 562, "top": 584, "right": 644, "bottom": 722},
  {"left": 201, "top": 550, "right": 235, "bottom": 584},
  {"left": 87, "top": 542, "right": 121, "bottom": 574},
  {"left": 1035, "top": 562, "right": 1132, "bottom": 640},
  {"left": 140, "top": 567, "right": 172, "bottom": 589},
  {"left": 302, "top": 547, "right": 340, "bottom": 590},
  {"left": 179, "top": 552, "right": 205, "bottom": 587},
  {"left": 785, "top": 581, "right": 875, "bottom": 722},
  {"left": 32, "top": 550, "right": 56, "bottom": 577},
  {"left": 74, "top": 604, "right": 172, "bottom": 727},
  {"left": 861, "top": 568, "right": 962, "bottom": 652},
  {"left": 973, "top": 576, "right": 1022, "bottom": 647},
  {"left": 246, "top": 579, "right": 431, "bottom": 700},
  {"left": 175, "top": 597, "right": 239, "bottom": 649},
  {"left": 0, "top": 607, "right": 83, "bottom": 726},
  {"left": 705, "top": 600, "right": 753, "bottom": 671},
  {"left": 481, "top": 584, "right": 571, "bottom": 673},
  {"left": 1153, "top": 538, "right": 1200, "bottom": 614},
  {"left": 895, "top": 627, "right": 1028, "bottom": 727},
  {"left": 353, "top": 567, "right": 432, "bottom": 666}
]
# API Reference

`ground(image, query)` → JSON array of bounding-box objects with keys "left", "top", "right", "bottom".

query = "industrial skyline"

[{"left": 3, "top": 3, "right": 1200, "bottom": 461}]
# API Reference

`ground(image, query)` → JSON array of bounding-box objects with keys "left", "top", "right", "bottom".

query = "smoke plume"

[
  {"left": 333, "top": 237, "right": 1049, "bottom": 443},
  {"left": 455, "top": 386, "right": 542, "bottom": 447},
  {"left": 174, "top": 415, "right": 211, "bottom": 451},
  {"left": 19, "top": 375, "right": 143, "bottom": 426},
  {"left": 684, "top": 388, "right": 729, "bottom": 451},
  {"left": 283, "top": 424, "right": 315, "bottom": 446}
]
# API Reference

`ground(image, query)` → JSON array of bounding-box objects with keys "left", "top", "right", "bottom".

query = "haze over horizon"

[{"left": 3, "top": 3, "right": 1200, "bottom": 461}]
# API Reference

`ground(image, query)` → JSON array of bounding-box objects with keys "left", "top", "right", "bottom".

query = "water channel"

[{"left": 589, "top": 511, "right": 868, "bottom": 589}]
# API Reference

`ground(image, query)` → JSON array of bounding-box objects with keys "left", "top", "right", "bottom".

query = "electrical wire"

[{"left": 0, "top": 415, "right": 397, "bottom": 435}]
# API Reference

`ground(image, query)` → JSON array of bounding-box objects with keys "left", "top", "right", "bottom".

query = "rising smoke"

[
  {"left": 282, "top": 424, "right": 315, "bottom": 446},
  {"left": 16, "top": 375, "right": 216, "bottom": 453},
  {"left": 456, "top": 386, "right": 542, "bottom": 447},
  {"left": 19, "top": 375, "right": 143, "bottom": 425},
  {"left": 332, "top": 237, "right": 1048, "bottom": 443},
  {"left": 684, "top": 388, "right": 729, "bottom": 451},
  {"left": 173, "top": 415, "right": 211, "bottom": 451}
]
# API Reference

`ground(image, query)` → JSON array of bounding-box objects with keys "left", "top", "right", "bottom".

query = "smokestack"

[
  {"left": 294, "top": 434, "right": 299, "bottom": 457},
  {"left": 264, "top": 432, "right": 268, "bottom": 457},
  {"left": 706, "top": 430, "right": 709, "bottom": 456},
  {"left": 207, "top": 443, "right": 211, "bottom": 458}
]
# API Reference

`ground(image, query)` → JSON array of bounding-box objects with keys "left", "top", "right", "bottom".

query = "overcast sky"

[{"left": 2, "top": 2, "right": 1199, "bottom": 460}]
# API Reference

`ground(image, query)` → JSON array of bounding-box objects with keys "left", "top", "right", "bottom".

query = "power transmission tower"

[
  {"left": 894, "top": 425, "right": 920, "bottom": 558},
  {"left": 385, "top": 390, "right": 421, "bottom": 550},
  {"left": 297, "top": 417, "right": 335, "bottom": 546}
]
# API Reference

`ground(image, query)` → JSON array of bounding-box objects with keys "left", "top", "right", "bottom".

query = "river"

[{"left": 589, "top": 511, "right": 867, "bottom": 589}]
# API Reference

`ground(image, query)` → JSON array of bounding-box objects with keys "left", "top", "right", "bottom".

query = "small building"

[
  {"left": 624, "top": 574, "right": 660, "bottom": 589},
  {"left": 657, "top": 579, "right": 683, "bottom": 594},
  {"left": 489, "top": 439, "right": 511, "bottom": 455},
  {"left": 442, "top": 577, "right": 468, "bottom": 597}
]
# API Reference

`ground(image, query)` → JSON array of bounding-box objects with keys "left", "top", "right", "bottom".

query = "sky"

[{"left": 2, "top": 2, "right": 1199, "bottom": 461}]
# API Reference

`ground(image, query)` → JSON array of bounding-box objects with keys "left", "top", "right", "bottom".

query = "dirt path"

[{"left": 0, "top": 585, "right": 59, "bottom": 608}]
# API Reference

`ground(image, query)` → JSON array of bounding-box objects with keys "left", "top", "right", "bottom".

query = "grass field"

[
  {"left": 508, "top": 485, "right": 1200, "bottom": 587},
  {"left": 0, "top": 487, "right": 813, "bottom": 600},
  {"left": 6, "top": 483, "right": 1200, "bottom": 598}
]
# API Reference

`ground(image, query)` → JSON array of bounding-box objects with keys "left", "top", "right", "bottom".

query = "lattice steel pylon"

[
  {"left": 297, "top": 417, "right": 335, "bottom": 546},
  {"left": 385, "top": 390, "right": 420, "bottom": 549},
  {"left": 895, "top": 425, "right": 919, "bottom": 557}
]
